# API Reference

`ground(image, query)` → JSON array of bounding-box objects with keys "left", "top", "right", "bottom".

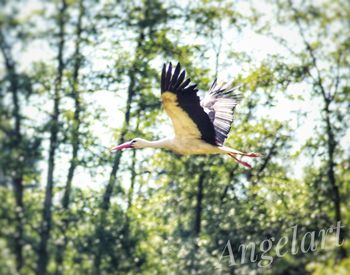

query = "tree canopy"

[{"left": 0, "top": 0, "right": 349, "bottom": 274}]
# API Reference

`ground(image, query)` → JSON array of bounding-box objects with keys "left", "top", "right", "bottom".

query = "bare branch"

[{"left": 287, "top": 0, "right": 329, "bottom": 101}]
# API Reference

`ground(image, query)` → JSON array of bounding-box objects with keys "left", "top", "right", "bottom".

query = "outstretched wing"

[
  {"left": 160, "top": 62, "right": 217, "bottom": 145},
  {"left": 201, "top": 79, "right": 241, "bottom": 145}
]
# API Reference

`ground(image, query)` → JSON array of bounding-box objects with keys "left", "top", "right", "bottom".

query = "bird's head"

[{"left": 111, "top": 138, "right": 149, "bottom": 151}]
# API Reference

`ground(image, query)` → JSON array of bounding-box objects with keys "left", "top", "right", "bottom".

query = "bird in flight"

[{"left": 111, "top": 62, "right": 260, "bottom": 168}]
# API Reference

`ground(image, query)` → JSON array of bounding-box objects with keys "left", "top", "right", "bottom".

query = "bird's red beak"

[{"left": 111, "top": 141, "right": 133, "bottom": 152}]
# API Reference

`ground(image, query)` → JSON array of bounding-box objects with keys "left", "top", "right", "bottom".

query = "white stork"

[{"left": 111, "top": 62, "right": 260, "bottom": 168}]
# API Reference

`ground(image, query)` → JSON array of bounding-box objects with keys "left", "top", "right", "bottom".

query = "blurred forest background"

[{"left": 1, "top": 0, "right": 350, "bottom": 274}]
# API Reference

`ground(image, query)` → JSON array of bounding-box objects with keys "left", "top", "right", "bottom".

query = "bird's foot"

[
  {"left": 236, "top": 159, "right": 252, "bottom": 169},
  {"left": 228, "top": 153, "right": 252, "bottom": 169}
]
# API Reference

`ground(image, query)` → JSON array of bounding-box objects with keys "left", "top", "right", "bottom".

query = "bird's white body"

[
  {"left": 132, "top": 137, "right": 239, "bottom": 155},
  {"left": 169, "top": 138, "right": 223, "bottom": 155},
  {"left": 137, "top": 138, "right": 222, "bottom": 155},
  {"left": 124, "top": 137, "right": 257, "bottom": 168}
]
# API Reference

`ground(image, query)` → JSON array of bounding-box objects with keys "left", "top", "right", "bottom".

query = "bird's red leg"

[
  {"left": 220, "top": 147, "right": 261, "bottom": 158},
  {"left": 238, "top": 152, "right": 261, "bottom": 158},
  {"left": 228, "top": 153, "right": 252, "bottom": 169}
]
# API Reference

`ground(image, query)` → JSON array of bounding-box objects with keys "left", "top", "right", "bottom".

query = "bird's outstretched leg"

[
  {"left": 219, "top": 146, "right": 261, "bottom": 158},
  {"left": 228, "top": 149, "right": 260, "bottom": 158},
  {"left": 227, "top": 153, "right": 252, "bottom": 169}
]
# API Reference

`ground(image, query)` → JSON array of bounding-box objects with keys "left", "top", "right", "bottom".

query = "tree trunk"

[
  {"left": 324, "top": 100, "right": 346, "bottom": 259},
  {"left": 127, "top": 110, "right": 141, "bottom": 211},
  {"left": 37, "top": 1, "right": 67, "bottom": 274},
  {"left": 0, "top": 29, "right": 24, "bottom": 274},
  {"left": 194, "top": 173, "right": 205, "bottom": 236},
  {"left": 55, "top": 1, "right": 84, "bottom": 273},
  {"left": 189, "top": 172, "right": 205, "bottom": 273},
  {"left": 127, "top": 149, "right": 137, "bottom": 210},
  {"left": 93, "top": 30, "right": 145, "bottom": 274},
  {"left": 288, "top": 0, "right": 346, "bottom": 259}
]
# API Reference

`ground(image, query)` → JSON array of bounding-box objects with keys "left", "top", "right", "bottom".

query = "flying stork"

[{"left": 111, "top": 62, "right": 260, "bottom": 168}]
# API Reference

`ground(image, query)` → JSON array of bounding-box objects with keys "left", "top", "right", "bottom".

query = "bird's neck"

[{"left": 144, "top": 138, "right": 172, "bottom": 149}]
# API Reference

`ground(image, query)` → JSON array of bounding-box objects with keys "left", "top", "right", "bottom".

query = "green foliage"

[{"left": 0, "top": 0, "right": 349, "bottom": 274}]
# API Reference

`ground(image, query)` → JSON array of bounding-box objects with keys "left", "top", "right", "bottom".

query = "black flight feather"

[{"left": 161, "top": 62, "right": 217, "bottom": 145}]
